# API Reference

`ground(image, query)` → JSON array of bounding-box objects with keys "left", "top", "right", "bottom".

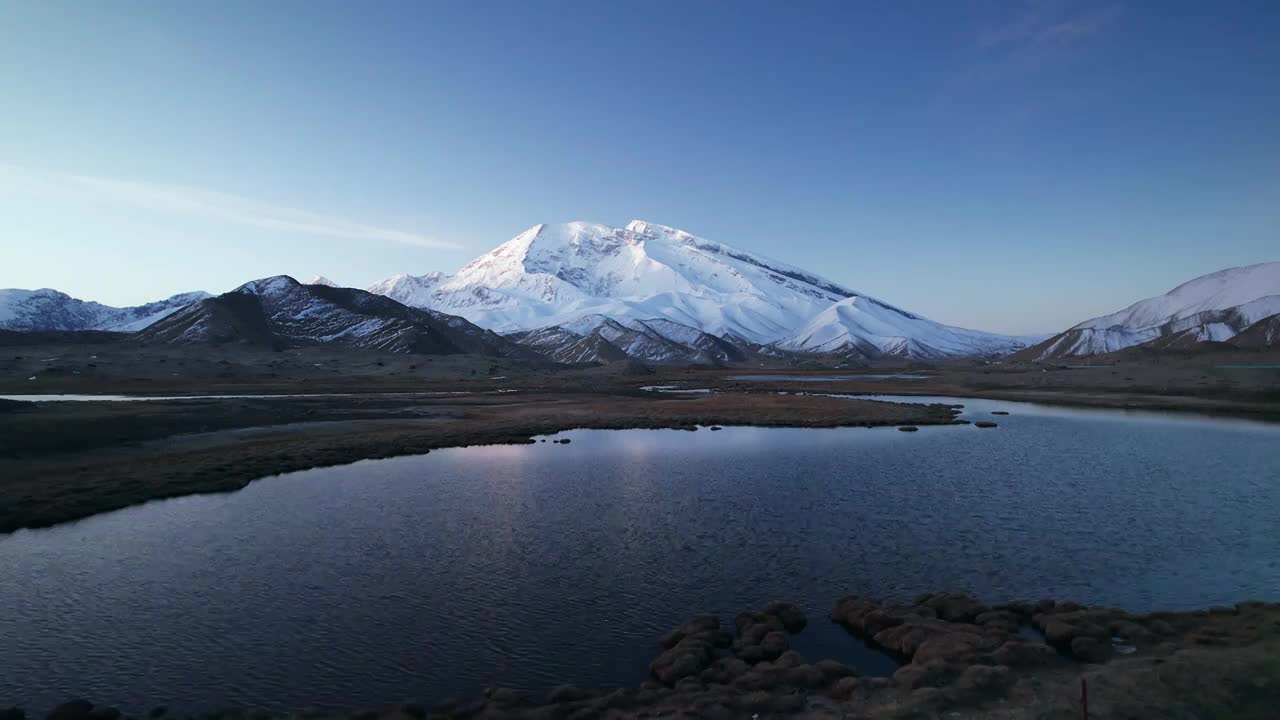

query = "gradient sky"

[{"left": 1, "top": 0, "right": 1277, "bottom": 334}]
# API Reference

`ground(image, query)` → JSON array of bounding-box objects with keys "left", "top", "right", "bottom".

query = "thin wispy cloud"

[
  {"left": 0, "top": 163, "right": 458, "bottom": 249},
  {"left": 951, "top": 1, "right": 1125, "bottom": 93}
]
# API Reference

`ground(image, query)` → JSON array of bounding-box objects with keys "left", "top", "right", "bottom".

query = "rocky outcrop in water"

[{"left": 11, "top": 596, "right": 1280, "bottom": 720}]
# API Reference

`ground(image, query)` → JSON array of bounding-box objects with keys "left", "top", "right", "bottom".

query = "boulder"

[
  {"left": 830, "top": 676, "right": 862, "bottom": 699},
  {"left": 731, "top": 670, "right": 779, "bottom": 692},
  {"left": 546, "top": 685, "right": 592, "bottom": 703},
  {"left": 784, "top": 664, "right": 826, "bottom": 689},
  {"left": 918, "top": 592, "right": 987, "bottom": 622},
  {"left": 912, "top": 630, "right": 993, "bottom": 664},
  {"left": 814, "top": 659, "right": 859, "bottom": 681},
  {"left": 954, "top": 664, "right": 1013, "bottom": 695},
  {"left": 700, "top": 656, "right": 750, "bottom": 684},
  {"left": 989, "top": 640, "right": 1057, "bottom": 667},
  {"left": 763, "top": 601, "right": 808, "bottom": 632},
  {"left": 974, "top": 609, "right": 1021, "bottom": 633},
  {"left": 897, "top": 426, "right": 919, "bottom": 432},
  {"left": 974, "top": 421, "right": 998, "bottom": 428},
  {"left": 774, "top": 650, "right": 804, "bottom": 669},
  {"left": 760, "top": 631, "right": 789, "bottom": 659},
  {"left": 47, "top": 701, "right": 93, "bottom": 720},
  {"left": 736, "top": 644, "right": 765, "bottom": 664},
  {"left": 1071, "top": 636, "right": 1111, "bottom": 663},
  {"left": 660, "top": 616, "right": 720, "bottom": 649},
  {"left": 893, "top": 659, "right": 954, "bottom": 690}
]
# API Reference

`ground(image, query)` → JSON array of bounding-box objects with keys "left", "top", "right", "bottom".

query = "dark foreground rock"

[{"left": 13, "top": 596, "right": 1280, "bottom": 720}]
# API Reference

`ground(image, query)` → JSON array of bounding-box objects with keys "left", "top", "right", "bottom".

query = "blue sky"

[{"left": 1, "top": 0, "right": 1277, "bottom": 334}]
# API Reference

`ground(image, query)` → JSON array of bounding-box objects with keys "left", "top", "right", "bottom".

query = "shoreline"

[
  {"left": 0, "top": 391, "right": 961, "bottom": 533},
  {"left": 3, "top": 373, "right": 1278, "bottom": 533},
  {"left": 7, "top": 593, "right": 1279, "bottom": 719}
]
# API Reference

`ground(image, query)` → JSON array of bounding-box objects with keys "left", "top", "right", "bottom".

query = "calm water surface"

[
  {"left": 2, "top": 397, "right": 1279, "bottom": 713},
  {"left": 727, "top": 374, "right": 930, "bottom": 381}
]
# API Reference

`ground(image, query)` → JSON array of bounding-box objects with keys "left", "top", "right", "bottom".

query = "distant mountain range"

[
  {"left": 5, "top": 222, "right": 1276, "bottom": 361},
  {"left": 0, "top": 288, "right": 209, "bottom": 332},
  {"left": 1019, "top": 262, "right": 1280, "bottom": 360}
]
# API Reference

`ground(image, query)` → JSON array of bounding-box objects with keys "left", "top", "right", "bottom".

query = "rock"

[
  {"left": 764, "top": 601, "right": 808, "bottom": 632},
  {"left": 774, "top": 650, "right": 804, "bottom": 668},
  {"left": 913, "top": 630, "right": 993, "bottom": 664},
  {"left": 1071, "top": 636, "right": 1111, "bottom": 663},
  {"left": 832, "top": 595, "right": 883, "bottom": 626},
  {"left": 954, "top": 664, "right": 1014, "bottom": 695},
  {"left": 760, "top": 631, "right": 789, "bottom": 659},
  {"left": 709, "top": 426, "right": 723, "bottom": 431},
  {"left": 830, "top": 676, "right": 862, "bottom": 698},
  {"left": 398, "top": 703, "right": 426, "bottom": 719},
  {"left": 990, "top": 640, "right": 1057, "bottom": 667},
  {"left": 814, "top": 659, "right": 858, "bottom": 681},
  {"left": 731, "top": 670, "right": 778, "bottom": 692},
  {"left": 546, "top": 685, "right": 592, "bottom": 703},
  {"left": 897, "top": 426, "right": 919, "bottom": 432},
  {"left": 736, "top": 621, "right": 771, "bottom": 647},
  {"left": 974, "top": 609, "right": 1021, "bottom": 633},
  {"left": 47, "top": 700, "right": 93, "bottom": 720},
  {"left": 660, "top": 616, "right": 720, "bottom": 649},
  {"left": 991, "top": 411, "right": 1010, "bottom": 415},
  {"left": 737, "top": 644, "right": 765, "bottom": 663},
  {"left": 893, "top": 659, "right": 954, "bottom": 690},
  {"left": 556, "top": 438, "right": 571, "bottom": 444},
  {"left": 486, "top": 688, "right": 525, "bottom": 706},
  {"left": 975, "top": 421, "right": 998, "bottom": 428},
  {"left": 1042, "top": 619, "right": 1076, "bottom": 645},
  {"left": 784, "top": 664, "right": 826, "bottom": 688},
  {"left": 738, "top": 691, "right": 773, "bottom": 711},
  {"left": 651, "top": 650, "right": 707, "bottom": 685},
  {"left": 700, "top": 656, "right": 750, "bottom": 684},
  {"left": 866, "top": 677, "right": 893, "bottom": 691},
  {"left": 1149, "top": 619, "right": 1177, "bottom": 636},
  {"left": 674, "top": 676, "right": 704, "bottom": 693},
  {"left": 87, "top": 710, "right": 119, "bottom": 720},
  {"left": 651, "top": 623, "right": 722, "bottom": 685},
  {"left": 772, "top": 693, "right": 807, "bottom": 713},
  {"left": 147, "top": 709, "right": 166, "bottom": 720},
  {"left": 1, "top": 707, "right": 26, "bottom": 720},
  {"left": 918, "top": 592, "right": 987, "bottom": 623}
]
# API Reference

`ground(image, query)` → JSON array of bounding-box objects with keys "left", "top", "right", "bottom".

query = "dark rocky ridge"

[{"left": 137, "top": 276, "right": 540, "bottom": 359}]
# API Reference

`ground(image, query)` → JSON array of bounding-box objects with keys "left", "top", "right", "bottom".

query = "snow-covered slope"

[
  {"left": 775, "top": 296, "right": 1033, "bottom": 358},
  {"left": 370, "top": 220, "right": 1030, "bottom": 359},
  {"left": 0, "top": 288, "right": 209, "bottom": 332},
  {"left": 139, "top": 275, "right": 534, "bottom": 357},
  {"left": 306, "top": 276, "right": 340, "bottom": 287},
  {"left": 1023, "top": 262, "right": 1280, "bottom": 359},
  {"left": 366, "top": 272, "right": 447, "bottom": 307}
]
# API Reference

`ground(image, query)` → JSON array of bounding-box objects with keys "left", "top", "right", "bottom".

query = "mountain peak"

[
  {"left": 236, "top": 276, "right": 301, "bottom": 296},
  {"left": 306, "top": 276, "right": 339, "bottom": 287}
]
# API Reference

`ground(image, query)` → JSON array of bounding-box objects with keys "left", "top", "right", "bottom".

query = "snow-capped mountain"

[
  {"left": 366, "top": 272, "right": 447, "bottom": 307},
  {"left": 0, "top": 288, "right": 209, "bottom": 332},
  {"left": 306, "top": 276, "right": 340, "bottom": 287},
  {"left": 369, "top": 220, "right": 1032, "bottom": 360},
  {"left": 139, "top": 275, "right": 534, "bottom": 357},
  {"left": 1022, "top": 262, "right": 1280, "bottom": 359}
]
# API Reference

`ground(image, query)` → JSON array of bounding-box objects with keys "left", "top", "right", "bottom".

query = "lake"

[{"left": 3, "top": 397, "right": 1279, "bottom": 713}]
